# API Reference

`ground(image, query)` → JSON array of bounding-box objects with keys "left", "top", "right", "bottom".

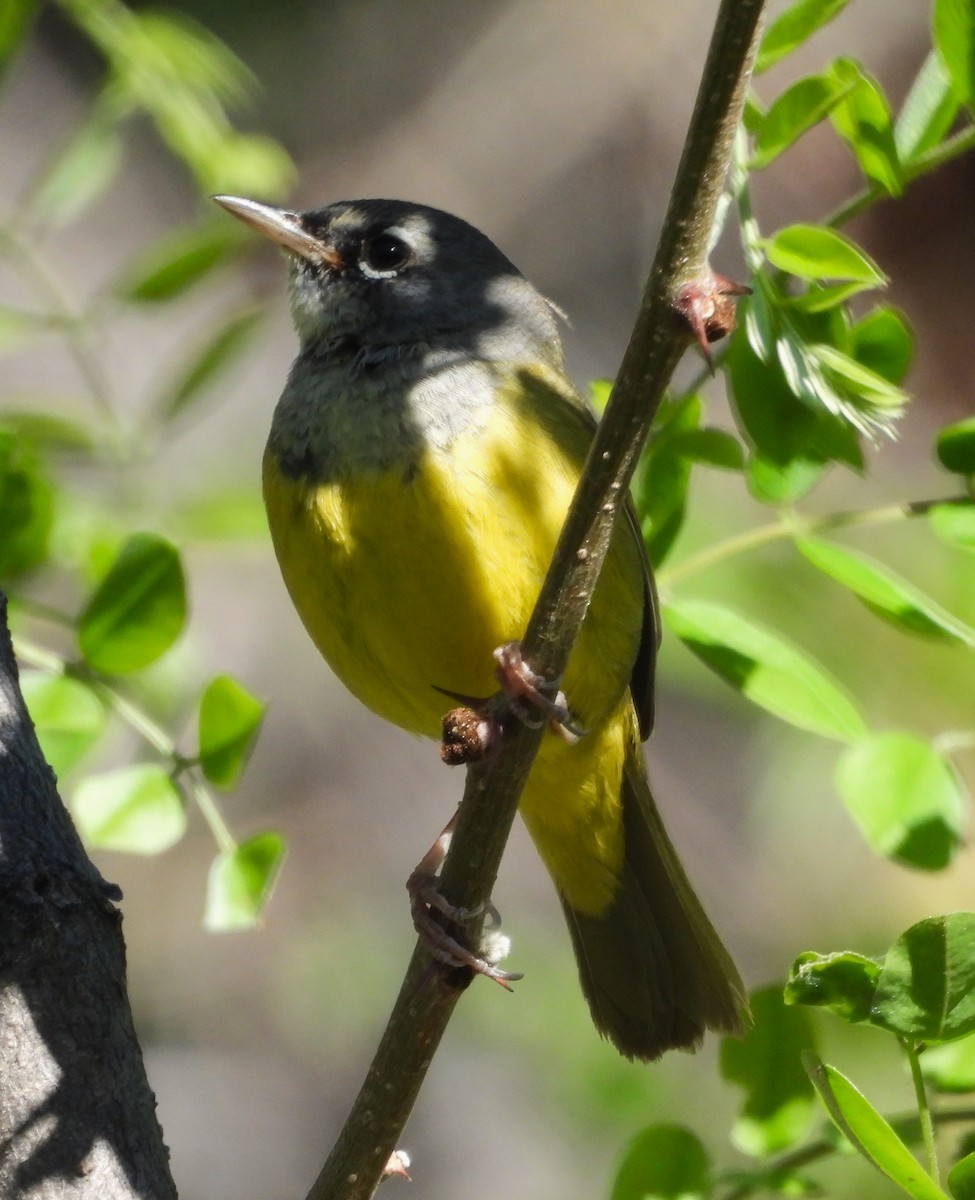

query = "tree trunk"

[{"left": 0, "top": 595, "right": 176, "bottom": 1200}]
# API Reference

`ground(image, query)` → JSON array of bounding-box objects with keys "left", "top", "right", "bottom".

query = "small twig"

[
  {"left": 305, "top": 3, "right": 767, "bottom": 1198},
  {"left": 658, "top": 495, "right": 971, "bottom": 586}
]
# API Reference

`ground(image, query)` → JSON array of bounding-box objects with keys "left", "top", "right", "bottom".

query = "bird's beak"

[{"left": 212, "top": 195, "right": 344, "bottom": 268}]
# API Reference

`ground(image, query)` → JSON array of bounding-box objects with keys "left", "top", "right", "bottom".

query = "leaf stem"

[
  {"left": 718, "top": 1106, "right": 975, "bottom": 1200},
  {"left": 902, "top": 1037, "right": 939, "bottom": 1183},
  {"left": 826, "top": 124, "right": 975, "bottom": 229},
  {"left": 189, "top": 777, "right": 237, "bottom": 854},
  {"left": 658, "top": 496, "right": 965, "bottom": 586}
]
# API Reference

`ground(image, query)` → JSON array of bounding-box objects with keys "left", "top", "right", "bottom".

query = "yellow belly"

[{"left": 262, "top": 390, "right": 645, "bottom": 913}]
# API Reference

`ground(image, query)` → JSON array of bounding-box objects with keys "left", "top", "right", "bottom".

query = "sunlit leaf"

[
  {"left": 204, "top": 832, "right": 286, "bottom": 931},
  {"left": 804, "top": 1055, "right": 949, "bottom": 1200},
  {"left": 934, "top": 0, "right": 975, "bottom": 105},
  {"left": 751, "top": 72, "right": 856, "bottom": 169},
  {"left": 664, "top": 598, "right": 866, "bottom": 741},
  {"left": 835, "top": 733, "right": 967, "bottom": 871},
  {"left": 756, "top": 0, "right": 852, "bottom": 73},
  {"left": 895, "top": 50, "right": 961, "bottom": 164},
  {"left": 20, "top": 672, "right": 107, "bottom": 777},
  {"left": 198, "top": 674, "right": 265, "bottom": 789},
  {"left": 797, "top": 538, "right": 975, "bottom": 644},
  {"left": 73, "top": 764, "right": 186, "bottom": 854},
  {"left": 949, "top": 1150, "right": 975, "bottom": 1200},
  {"left": 765, "top": 225, "right": 886, "bottom": 285},
  {"left": 830, "top": 59, "right": 903, "bottom": 196},
  {"left": 786, "top": 950, "right": 881, "bottom": 1023},
  {"left": 872, "top": 915, "right": 975, "bottom": 1041},
  {"left": 77, "top": 533, "right": 186, "bottom": 673}
]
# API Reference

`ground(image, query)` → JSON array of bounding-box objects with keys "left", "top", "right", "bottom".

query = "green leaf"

[
  {"left": 851, "top": 307, "right": 913, "bottom": 385},
  {"left": 73, "top": 765, "right": 186, "bottom": 854},
  {"left": 726, "top": 325, "right": 860, "bottom": 506},
  {"left": 830, "top": 59, "right": 903, "bottom": 196},
  {"left": 668, "top": 428, "right": 745, "bottom": 470},
  {"left": 204, "top": 832, "right": 286, "bottom": 931},
  {"left": 834, "top": 733, "right": 968, "bottom": 871},
  {"left": 786, "top": 950, "right": 881, "bottom": 1023},
  {"left": 116, "top": 222, "right": 247, "bottom": 303},
  {"left": 77, "top": 533, "right": 187, "bottom": 673},
  {"left": 765, "top": 225, "right": 886, "bottom": 286},
  {"left": 797, "top": 538, "right": 975, "bottom": 645},
  {"left": 872, "top": 914, "right": 975, "bottom": 1041},
  {"left": 949, "top": 1150, "right": 975, "bottom": 1200},
  {"left": 610, "top": 1124, "right": 711, "bottom": 1200},
  {"left": 751, "top": 72, "right": 856, "bottom": 169},
  {"left": 895, "top": 51, "right": 961, "bottom": 165},
  {"left": 720, "top": 986, "right": 817, "bottom": 1156},
  {"left": 934, "top": 0, "right": 975, "bottom": 105},
  {"left": 154, "top": 307, "right": 263, "bottom": 422},
  {"left": 198, "top": 674, "right": 265, "bottom": 789},
  {"left": 30, "top": 116, "right": 124, "bottom": 230},
  {"left": 804, "top": 1055, "right": 949, "bottom": 1200},
  {"left": 930, "top": 502, "right": 975, "bottom": 550},
  {"left": 20, "top": 672, "right": 107, "bottom": 777},
  {"left": 937, "top": 418, "right": 975, "bottom": 475},
  {"left": 663, "top": 598, "right": 866, "bottom": 741},
  {"left": 922, "top": 1032, "right": 975, "bottom": 1093},
  {"left": 0, "top": 429, "right": 53, "bottom": 579},
  {"left": 756, "top": 0, "right": 852, "bottom": 73}
]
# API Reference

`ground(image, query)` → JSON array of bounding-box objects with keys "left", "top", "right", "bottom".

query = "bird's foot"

[
  {"left": 493, "top": 641, "right": 587, "bottom": 743},
  {"left": 408, "top": 808, "right": 522, "bottom": 988},
  {"left": 407, "top": 869, "right": 522, "bottom": 989}
]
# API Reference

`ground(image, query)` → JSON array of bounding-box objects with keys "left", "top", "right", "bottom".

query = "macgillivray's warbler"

[{"left": 214, "top": 194, "right": 747, "bottom": 1060}]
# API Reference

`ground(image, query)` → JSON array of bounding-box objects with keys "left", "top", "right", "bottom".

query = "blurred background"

[{"left": 2, "top": 1, "right": 975, "bottom": 1197}]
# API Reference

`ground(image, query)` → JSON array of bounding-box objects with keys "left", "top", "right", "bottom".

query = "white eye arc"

[{"left": 359, "top": 231, "right": 412, "bottom": 278}]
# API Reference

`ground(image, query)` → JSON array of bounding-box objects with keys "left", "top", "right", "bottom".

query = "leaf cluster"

[{"left": 0, "top": 0, "right": 293, "bottom": 928}]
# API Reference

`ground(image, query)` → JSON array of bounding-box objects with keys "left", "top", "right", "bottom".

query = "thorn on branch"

[{"left": 673, "top": 270, "right": 751, "bottom": 369}]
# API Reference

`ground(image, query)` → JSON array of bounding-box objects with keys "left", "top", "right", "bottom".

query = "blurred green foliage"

[{"left": 2, "top": 0, "right": 975, "bottom": 1197}]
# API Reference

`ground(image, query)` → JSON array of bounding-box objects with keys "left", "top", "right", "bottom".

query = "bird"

[{"left": 214, "top": 193, "right": 747, "bottom": 1060}]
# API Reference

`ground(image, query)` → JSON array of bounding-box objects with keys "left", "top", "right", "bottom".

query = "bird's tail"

[{"left": 561, "top": 749, "right": 748, "bottom": 1060}]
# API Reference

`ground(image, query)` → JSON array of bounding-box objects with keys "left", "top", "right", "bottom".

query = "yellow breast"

[{"left": 262, "top": 373, "right": 647, "bottom": 914}]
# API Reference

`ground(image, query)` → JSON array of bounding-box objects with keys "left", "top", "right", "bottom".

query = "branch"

[
  {"left": 307, "top": 3, "right": 767, "bottom": 1196},
  {"left": 0, "top": 595, "right": 176, "bottom": 1200}
]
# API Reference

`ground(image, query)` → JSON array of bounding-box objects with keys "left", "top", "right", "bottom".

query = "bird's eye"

[{"left": 359, "top": 232, "right": 411, "bottom": 274}]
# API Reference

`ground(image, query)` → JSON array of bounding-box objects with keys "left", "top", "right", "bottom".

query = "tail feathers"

[{"left": 562, "top": 755, "right": 748, "bottom": 1060}]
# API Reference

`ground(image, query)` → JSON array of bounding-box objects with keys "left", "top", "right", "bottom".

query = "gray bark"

[{"left": 0, "top": 595, "right": 177, "bottom": 1200}]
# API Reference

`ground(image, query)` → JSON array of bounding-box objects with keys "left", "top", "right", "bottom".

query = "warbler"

[{"left": 215, "top": 194, "right": 746, "bottom": 1060}]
